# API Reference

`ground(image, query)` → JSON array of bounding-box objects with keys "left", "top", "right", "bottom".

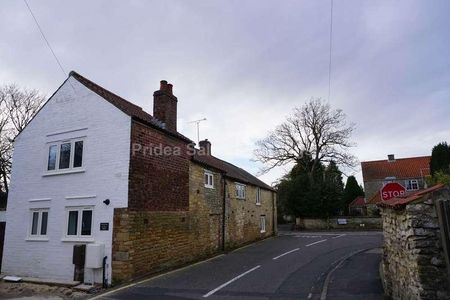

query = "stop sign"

[{"left": 381, "top": 183, "right": 406, "bottom": 201}]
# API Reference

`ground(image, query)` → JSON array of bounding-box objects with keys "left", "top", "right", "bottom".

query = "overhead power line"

[
  {"left": 23, "top": 0, "right": 67, "bottom": 78},
  {"left": 328, "top": 0, "right": 334, "bottom": 102}
]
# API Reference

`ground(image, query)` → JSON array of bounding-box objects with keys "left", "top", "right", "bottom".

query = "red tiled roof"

[
  {"left": 378, "top": 184, "right": 446, "bottom": 209},
  {"left": 69, "top": 71, "right": 192, "bottom": 143},
  {"left": 192, "top": 152, "right": 274, "bottom": 191},
  {"left": 361, "top": 156, "right": 431, "bottom": 182},
  {"left": 367, "top": 191, "right": 382, "bottom": 205},
  {"left": 349, "top": 196, "right": 366, "bottom": 207}
]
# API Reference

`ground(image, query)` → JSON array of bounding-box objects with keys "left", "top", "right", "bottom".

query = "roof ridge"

[
  {"left": 361, "top": 155, "right": 431, "bottom": 164},
  {"left": 68, "top": 70, "right": 193, "bottom": 143},
  {"left": 192, "top": 152, "right": 274, "bottom": 191},
  {"left": 69, "top": 70, "right": 144, "bottom": 112}
]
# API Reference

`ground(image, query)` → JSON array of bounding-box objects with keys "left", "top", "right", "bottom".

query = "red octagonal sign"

[{"left": 381, "top": 183, "right": 406, "bottom": 201}]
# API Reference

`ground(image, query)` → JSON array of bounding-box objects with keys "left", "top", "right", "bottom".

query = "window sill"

[
  {"left": 260, "top": 230, "right": 266, "bottom": 234},
  {"left": 61, "top": 237, "right": 95, "bottom": 243},
  {"left": 43, "top": 168, "right": 85, "bottom": 177},
  {"left": 204, "top": 185, "right": 215, "bottom": 189},
  {"left": 26, "top": 237, "right": 49, "bottom": 242},
  {"left": 256, "top": 203, "right": 261, "bottom": 206}
]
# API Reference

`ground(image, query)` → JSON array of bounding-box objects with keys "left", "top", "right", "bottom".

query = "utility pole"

[{"left": 188, "top": 118, "right": 207, "bottom": 145}]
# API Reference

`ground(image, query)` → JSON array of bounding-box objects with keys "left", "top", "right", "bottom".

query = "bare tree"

[
  {"left": 0, "top": 84, "right": 45, "bottom": 194},
  {"left": 254, "top": 98, "right": 356, "bottom": 179}
]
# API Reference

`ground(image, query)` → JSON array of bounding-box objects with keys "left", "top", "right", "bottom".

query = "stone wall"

[
  {"left": 112, "top": 162, "right": 277, "bottom": 283},
  {"left": 225, "top": 179, "right": 276, "bottom": 248},
  {"left": 297, "top": 217, "right": 382, "bottom": 230},
  {"left": 381, "top": 192, "right": 450, "bottom": 299}
]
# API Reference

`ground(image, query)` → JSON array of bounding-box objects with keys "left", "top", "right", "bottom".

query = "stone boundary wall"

[
  {"left": 297, "top": 217, "right": 382, "bottom": 230},
  {"left": 381, "top": 193, "right": 450, "bottom": 299}
]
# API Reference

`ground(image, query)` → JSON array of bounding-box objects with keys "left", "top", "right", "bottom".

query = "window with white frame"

[
  {"left": 66, "top": 207, "right": 93, "bottom": 238},
  {"left": 29, "top": 209, "right": 49, "bottom": 237},
  {"left": 406, "top": 179, "right": 419, "bottom": 191},
  {"left": 256, "top": 187, "right": 261, "bottom": 205},
  {"left": 235, "top": 183, "right": 246, "bottom": 199},
  {"left": 204, "top": 171, "right": 214, "bottom": 188},
  {"left": 46, "top": 139, "right": 84, "bottom": 172},
  {"left": 260, "top": 215, "right": 266, "bottom": 233}
]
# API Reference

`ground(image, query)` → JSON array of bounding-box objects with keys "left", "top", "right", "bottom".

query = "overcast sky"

[{"left": 1, "top": 0, "right": 450, "bottom": 186}]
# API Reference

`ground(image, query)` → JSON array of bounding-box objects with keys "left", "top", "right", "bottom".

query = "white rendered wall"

[{"left": 2, "top": 77, "right": 131, "bottom": 284}]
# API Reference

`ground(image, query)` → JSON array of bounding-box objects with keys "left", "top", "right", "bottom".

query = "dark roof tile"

[
  {"left": 192, "top": 152, "right": 274, "bottom": 191},
  {"left": 69, "top": 71, "right": 192, "bottom": 143}
]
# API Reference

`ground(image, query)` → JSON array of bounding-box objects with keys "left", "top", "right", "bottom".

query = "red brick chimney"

[
  {"left": 153, "top": 80, "right": 178, "bottom": 132},
  {"left": 199, "top": 139, "right": 211, "bottom": 156}
]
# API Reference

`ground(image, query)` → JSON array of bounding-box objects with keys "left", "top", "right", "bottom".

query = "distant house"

[
  {"left": 348, "top": 196, "right": 367, "bottom": 216},
  {"left": 2, "top": 72, "right": 276, "bottom": 285},
  {"left": 361, "top": 154, "right": 430, "bottom": 213}
]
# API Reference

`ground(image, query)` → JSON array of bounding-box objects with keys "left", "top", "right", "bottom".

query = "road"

[{"left": 98, "top": 231, "right": 383, "bottom": 300}]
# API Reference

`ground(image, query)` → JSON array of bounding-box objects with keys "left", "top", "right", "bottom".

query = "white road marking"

[
  {"left": 202, "top": 265, "right": 261, "bottom": 298},
  {"left": 306, "top": 239, "right": 327, "bottom": 247},
  {"left": 272, "top": 248, "right": 300, "bottom": 260},
  {"left": 332, "top": 234, "right": 346, "bottom": 239}
]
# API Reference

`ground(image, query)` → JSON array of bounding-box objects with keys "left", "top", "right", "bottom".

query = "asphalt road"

[{"left": 98, "top": 231, "right": 383, "bottom": 300}]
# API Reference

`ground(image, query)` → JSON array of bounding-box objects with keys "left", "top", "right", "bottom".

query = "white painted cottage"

[{"left": 2, "top": 73, "right": 133, "bottom": 284}]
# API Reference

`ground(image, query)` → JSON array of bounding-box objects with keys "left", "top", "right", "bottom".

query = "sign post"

[{"left": 381, "top": 183, "right": 406, "bottom": 201}]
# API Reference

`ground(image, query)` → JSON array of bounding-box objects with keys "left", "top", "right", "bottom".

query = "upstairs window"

[
  {"left": 47, "top": 139, "right": 84, "bottom": 172},
  {"left": 235, "top": 183, "right": 246, "bottom": 199},
  {"left": 204, "top": 171, "right": 214, "bottom": 188},
  {"left": 29, "top": 209, "right": 49, "bottom": 237},
  {"left": 256, "top": 187, "right": 261, "bottom": 205},
  {"left": 406, "top": 179, "right": 419, "bottom": 191}
]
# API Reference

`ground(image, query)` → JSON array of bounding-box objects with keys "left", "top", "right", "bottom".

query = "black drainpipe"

[{"left": 222, "top": 177, "right": 227, "bottom": 251}]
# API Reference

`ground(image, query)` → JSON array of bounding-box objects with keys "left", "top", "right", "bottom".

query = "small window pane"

[
  {"left": 47, "top": 145, "right": 57, "bottom": 170},
  {"left": 59, "top": 143, "right": 71, "bottom": 169},
  {"left": 81, "top": 210, "right": 92, "bottom": 236},
  {"left": 67, "top": 211, "right": 78, "bottom": 235},
  {"left": 204, "top": 174, "right": 208, "bottom": 185},
  {"left": 73, "top": 141, "right": 83, "bottom": 168},
  {"left": 31, "top": 212, "right": 39, "bottom": 235},
  {"left": 40, "top": 212, "right": 48, "bottom": 235}
]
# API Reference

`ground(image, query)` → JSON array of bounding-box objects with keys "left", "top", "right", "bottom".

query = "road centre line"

[
  {"left": 332, "top": 234, "right": 346, "bottom": 239},
  {"left": 202, "top": 265, "right": 261, "bottom": 298},
  {"left": 272, "top": 248, "right": 300, "bottom": 260},
  {"left": 306, "top": 239, "right": 327, "bottom": 247}
]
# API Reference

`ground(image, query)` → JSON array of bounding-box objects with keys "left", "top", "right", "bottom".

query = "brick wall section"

[
  {"left": 128, "top": 120, "right": 190, "bottom": 211},
  {"left": 381, "top": 191, "right": 450, "bottom": 299}
]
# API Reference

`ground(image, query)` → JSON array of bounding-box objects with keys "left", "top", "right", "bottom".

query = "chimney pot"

[
  {"left": 199, "top": 139, "right": 211, "bottom": 156},
  {"left": 388, "top": 154, "right": 395, "bottom": 162},
  {"left": 167, "top": 83, "right": 173, "bottom": 95},
  {"left": 160, "top": 80, "right": 168, "bottom": 91}
]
